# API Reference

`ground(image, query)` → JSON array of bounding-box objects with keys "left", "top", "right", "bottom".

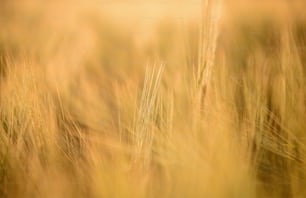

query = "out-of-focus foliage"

[{"left": 1, "top": 0, "right": 306, "bottom": 197}]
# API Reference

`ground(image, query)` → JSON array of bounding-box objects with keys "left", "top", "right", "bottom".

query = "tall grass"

[{"left": 0, "top": 0, "right": 306, "bottom": 197}]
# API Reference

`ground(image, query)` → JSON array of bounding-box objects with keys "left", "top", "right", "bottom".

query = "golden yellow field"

[{"left": 1, "top": 0, "right": 306, "bottom": 197}]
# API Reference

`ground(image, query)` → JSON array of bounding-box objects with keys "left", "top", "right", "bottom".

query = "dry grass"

[{"left": 1, "top": 0, "right": 306, "bottom": 197}]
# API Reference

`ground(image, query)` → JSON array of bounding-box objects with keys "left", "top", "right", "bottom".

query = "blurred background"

[{"left": 1, "top": 0, "right": 306, "bottom": 198}]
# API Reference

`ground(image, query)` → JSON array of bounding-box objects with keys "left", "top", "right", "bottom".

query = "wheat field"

[{"left": 0, "top": 0, "right": 306, "bottom": 197}]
